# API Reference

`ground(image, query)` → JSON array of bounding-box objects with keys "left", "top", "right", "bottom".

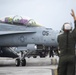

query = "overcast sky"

[{"left": 0, "top": 0, "right": 76, "bottom": 30}]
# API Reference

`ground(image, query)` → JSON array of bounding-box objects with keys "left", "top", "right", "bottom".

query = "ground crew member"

[{"left": 57, "top": 9, "right": 76, "bottom": 75}]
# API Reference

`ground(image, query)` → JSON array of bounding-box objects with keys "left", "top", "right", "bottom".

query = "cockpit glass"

[{"left": 0, "top": 15, "right": 41, "bottom": 27}]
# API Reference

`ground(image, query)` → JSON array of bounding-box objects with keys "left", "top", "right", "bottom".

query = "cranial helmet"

[{"left": 62, "top": 23, "right": 72, "bottom": 31}]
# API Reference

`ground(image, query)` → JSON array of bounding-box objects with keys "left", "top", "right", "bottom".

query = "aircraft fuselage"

[{"left": 0, "top": 23, "right": 58, "bottom": 47}]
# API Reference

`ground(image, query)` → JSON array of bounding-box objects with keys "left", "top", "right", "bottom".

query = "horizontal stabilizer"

[{"left": 0, "top": 31, "right": 36, "bottom": 35}]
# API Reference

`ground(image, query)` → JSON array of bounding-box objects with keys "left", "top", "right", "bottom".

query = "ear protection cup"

[{"left": 62, "top": 23, "right": 72, "bottom": 31}]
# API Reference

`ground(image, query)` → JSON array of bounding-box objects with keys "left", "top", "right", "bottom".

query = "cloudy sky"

[{"left": 0, "top": 0, "right": 76, "bottom": 30}]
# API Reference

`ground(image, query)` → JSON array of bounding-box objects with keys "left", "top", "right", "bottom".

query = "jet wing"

[{"left": 0, "top": 31, "right": 36, "bottom": 35}]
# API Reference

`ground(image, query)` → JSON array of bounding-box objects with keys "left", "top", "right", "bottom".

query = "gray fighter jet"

[{"left": 0, "top": 15, "right": 59, "bottom": 66}]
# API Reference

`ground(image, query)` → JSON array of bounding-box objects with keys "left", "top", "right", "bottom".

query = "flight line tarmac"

[{"left": 0, "top": 56, "right": 58, "bottom": 75}]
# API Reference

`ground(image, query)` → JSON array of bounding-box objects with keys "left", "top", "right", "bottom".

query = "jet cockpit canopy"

[{"left": 0, "top": 15, "right": 41, "bottom": 27}]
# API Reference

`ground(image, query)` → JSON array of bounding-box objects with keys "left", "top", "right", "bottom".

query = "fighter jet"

[{"left": 0, "top": 15, "right": 59, "bottom": 66}]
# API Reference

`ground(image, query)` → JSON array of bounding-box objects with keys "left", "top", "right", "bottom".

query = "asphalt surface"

[{"left": 0, "top": 56, "right": 58, "bottom": 75}]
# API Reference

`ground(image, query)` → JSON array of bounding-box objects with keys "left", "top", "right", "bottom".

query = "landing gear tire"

[
  {"left": 40, "top": 52, "right": 45, "bottom": 58},
  {"left": 33, "top": 56, "right": 37, "bottom": 58},
  {"left": 15, "top": 58, "right": 20, "bottom": 66},
  {"left": 40, "top": 53, "right": 43, "bottom": 58},
  {"left": 21, "top": 59, "right": 26, "bottom": 66}
]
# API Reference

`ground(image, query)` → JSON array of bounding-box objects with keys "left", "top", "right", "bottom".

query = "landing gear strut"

[{"left": 49, "top": 47, "right": 54, "bottom": 57}]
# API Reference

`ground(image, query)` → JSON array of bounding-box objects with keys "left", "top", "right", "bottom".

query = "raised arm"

[
  {"left": 71, "top": 9, "right": 76, "bottom": 41},
  {"left": 71, "top": 9, "right": 76, "bottom": 21},
  {"left": 71, "top": 9, "right": 76, "bottom": 28}
]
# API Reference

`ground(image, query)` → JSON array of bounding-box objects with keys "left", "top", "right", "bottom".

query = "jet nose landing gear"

[{"left": 15, "top": 51, "right": 26, "bottom": 66}]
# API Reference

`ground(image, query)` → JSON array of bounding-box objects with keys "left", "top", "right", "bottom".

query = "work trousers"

[{"left": 57, "top": 56, "right": 75, "bottom": 75}]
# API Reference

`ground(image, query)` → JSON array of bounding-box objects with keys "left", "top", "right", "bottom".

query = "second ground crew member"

[{"left": 57, "top": 9, "right": 76, "bottom": 75}]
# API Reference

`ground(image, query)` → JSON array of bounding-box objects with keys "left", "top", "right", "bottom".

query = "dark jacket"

[{"left": 58, "top": 21, "right": 76, "bottom": 62}]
